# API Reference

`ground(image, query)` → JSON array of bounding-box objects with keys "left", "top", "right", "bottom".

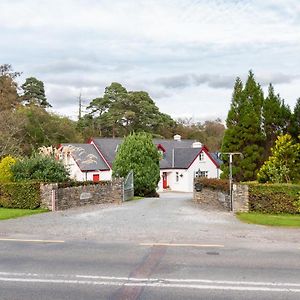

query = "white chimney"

[
  {"left": 192, "top": 142, "right": 202, "bottom": 148},
  {"left": 174, "top": 134, "right": 181, "bottom": 141}
]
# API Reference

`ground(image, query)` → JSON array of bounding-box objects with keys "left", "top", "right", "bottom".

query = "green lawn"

[
  {"left": 237, "top": 212, "right": 300, "bottom": 227},
  {"left": 0, "top": 208, "right": 48, "bottom": 221}
]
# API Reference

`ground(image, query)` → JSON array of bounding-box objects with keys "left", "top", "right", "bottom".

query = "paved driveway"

[{"left": 1, "top": 192, "right": 299, "bottom": 249}]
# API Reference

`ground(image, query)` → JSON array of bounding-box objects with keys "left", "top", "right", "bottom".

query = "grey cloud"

[
  {"left": 156, "top": 73, "right": 236, "bottom": 90},
  {"left": 33, "top": 60, "right": 97, "bottom": 74},
  {"left": 156, "top": 72, "right": 300, "bottom": 90},
  {"left": 257, "top": 73, "right": 299, "bottom": 86}
]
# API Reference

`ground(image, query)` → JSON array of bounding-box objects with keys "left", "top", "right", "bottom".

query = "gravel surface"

[{"left": 1, "top": 192, "right": 300, "bottom": 249}]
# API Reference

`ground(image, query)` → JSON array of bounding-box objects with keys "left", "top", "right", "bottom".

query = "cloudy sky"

[{"left": 1, "top": 0, "right": 300, "bottom": 121}]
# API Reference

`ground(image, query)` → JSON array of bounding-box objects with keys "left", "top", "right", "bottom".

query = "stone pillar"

[
  {"left": 232, "top": 184, "right": 249, "bottom": 212},
  {"left": 40, "top": 183, "right": 58, "bottom": 211}
]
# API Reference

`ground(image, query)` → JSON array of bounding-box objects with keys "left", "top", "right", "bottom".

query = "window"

[
  {"left": 176, "top": 172, "right": 179, "bottom": 182},
  {"left": 199, "top": 152, "right": 204, "bottom": 161},
  {"left": 199, "top": 171, "right": 208, "bottom": 177},
  {"left": 195, "top": 170, "right": 208, "bottom": 178}
]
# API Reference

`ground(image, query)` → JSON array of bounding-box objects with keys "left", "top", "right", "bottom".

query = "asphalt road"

[{"left": 0, "top": 193, "right": 300, "bottom": 299}]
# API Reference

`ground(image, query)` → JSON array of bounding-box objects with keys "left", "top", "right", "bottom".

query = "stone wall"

[
  {"left": 193, "top": 187, "right": 230, "bottom": 211},
  {"left": 193, "top": 184, "right": 249, "bottom": 212},
  {"left": 40, "top": 179, "right": 124, "bottom": 211}
]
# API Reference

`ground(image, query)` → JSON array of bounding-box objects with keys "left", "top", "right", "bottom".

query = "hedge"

[
  {"left": 248, "top": 183, "right": 300, "bottom": 214},
  {"left": 195, "top": 177, "right": 229, "bottom": 193},
  {"left": 0, "top": 182, "right": 41, "bottom": 209},
  {"left": 58, "top": 180, "right": 113, "bottom": 188}
]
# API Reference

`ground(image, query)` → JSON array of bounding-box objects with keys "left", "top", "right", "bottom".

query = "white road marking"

[
  {"left": 0, "top": 238, "right": 64, "bottom": 243},
  {"left": 0, "top": 272, "right": 300, "bottom": 293},
  {"left": 140, "top": 243, "right": 224, "bottom": 248}
]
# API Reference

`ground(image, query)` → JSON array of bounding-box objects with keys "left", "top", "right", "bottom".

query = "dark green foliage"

[
  {"left": 263, "top": 84, "right": 292, "bottom": 158},
  {"left": 11, "top": 155, "right": 70, "bottom": 183},
  {"left": 112, "top": 132, "right": 160, "bottom": 196},
  {"left": 195, "top": 177, "right": 229, "bottom": 193},
  {"left": 248, "top": 183, "right": 300, "bottom": 214},
  {"left": 21, "top": 77, "right": 51, "bottom": 108},
  {"left": 221, "top": 71, "right": 265, "bottom": 181},
  {"left": 86, "top": 82, "right": 176, "bottom": 138},
  {"left": 291, "top": 98, "right": 300, "bottom": 141},
  {"left": 0, "top": 182, "right": 41, "bottom": 209}
]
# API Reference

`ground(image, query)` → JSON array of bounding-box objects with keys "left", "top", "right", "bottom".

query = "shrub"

[
  {"left": 257, "top": 134, "right": 300, "bottom": 183},
  {"left": 195, "top": 177, "right": 229, "bottom": 193},
  {"left": 11, "top": 154, "right": 70, "bottom": 183},
  {"left": 0, "top": 182, "right": 41, "bottom": 209},
  {"left": 0, "top": 156, "right": 17, "bottom": 182},
  {"left": 112, "top": 132, "right": 160, "bottom": 197},
  {"left": 248, "top": 183, "right": 300, "bottom": 214}
]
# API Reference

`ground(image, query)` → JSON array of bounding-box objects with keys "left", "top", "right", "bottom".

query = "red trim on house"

[
  {"left": 186, "top": 147, "right": 220, "bottom": 169},
  {"left": 157, "top": 144, "right": 166, "bottom": 152},
  {"left": 202, "top": 147, "right": 220, "bottom": 168},
  {"left": 89, "top": 139, "right": 112, "bottom": 169}
]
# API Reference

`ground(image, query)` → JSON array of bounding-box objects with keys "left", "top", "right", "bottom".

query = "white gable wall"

[
  {"left": 63, "top": 155, "right": 112, "bottom": 182},
  {"left": 158, "top": 150, "right": 221, "bottom": 193}
]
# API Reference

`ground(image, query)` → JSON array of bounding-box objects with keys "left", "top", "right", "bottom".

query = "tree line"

[
  {"left": 221, "top": 70, "right": 300, "bottom": 182},
  {"left": 0, "top": 64, "right": 225, "bottom": 158}
]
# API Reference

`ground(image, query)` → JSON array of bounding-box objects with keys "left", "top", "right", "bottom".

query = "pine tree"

[
  {"left": 263, "top": 84, "right": 292, "bottom": 157},
  {"left": 221, "top": 71, "right": 265, "bottom": 181},
  {"left": 221, "top": 77, "right": 244, "bottom": 179},
  {"left": 291, "top": 98, "right": 300, "bottom": 142},
  {"left": 21, "top": 77, "right": 51, "bottom": 108}
]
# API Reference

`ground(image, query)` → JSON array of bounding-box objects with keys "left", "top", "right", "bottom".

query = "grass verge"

[
  {"left": 0, "top": 208, "right": 48, "bottom": 221},
  {"left": 236, "top": 212, "right": 300, "bottom": 227}
]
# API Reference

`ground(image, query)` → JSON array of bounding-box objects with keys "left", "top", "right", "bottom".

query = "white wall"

[
  {"left": 157, "top": 151, "right": 221, "bottom": 193},
  {"left": 64, "top": 156, "right": 112, "bottom": 182}
]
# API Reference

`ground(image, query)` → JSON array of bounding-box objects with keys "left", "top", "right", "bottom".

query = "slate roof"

[
  {"left": 61, "top": 143, "right": 110, "bottom": 171},
  {"left": 91, "top": 138, "right": 215, "bottom": 170},
  {"left": 92, "top": 138, "right": 123, "bottom": 167},
  {"left": 210, "top": 152, "right": 222, "bottom": 167}
]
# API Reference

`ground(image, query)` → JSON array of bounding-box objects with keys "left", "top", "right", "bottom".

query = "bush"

[
  {"left": 0, "top": 182, "right": 41, "bottom": 209},
  {"left": 0, "top": 156, "right": 17, "bottom": 182},
  {"left": 195, "top": 177, "right": 229, "bottom": 193},
  {"left": 11, "top": 154, "right": 70, "bottom": 183},
  {"left": 248, "top": 183, "right": 300, "bottom": 214},
  {"left": 112, "top": 132, "right": 160, "bottom": 197}
]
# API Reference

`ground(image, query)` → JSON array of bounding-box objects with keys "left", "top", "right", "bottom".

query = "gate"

[{"left": 123, "top": 171, "right": 134, "bottom": 201}]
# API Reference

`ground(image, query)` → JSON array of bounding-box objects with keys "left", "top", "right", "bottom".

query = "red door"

[
  {"left": 93, "top": 174, "right": 100, "bottom": 182},
  {"left": 162, "top": 172, "right": 168, "bottom": 189}
]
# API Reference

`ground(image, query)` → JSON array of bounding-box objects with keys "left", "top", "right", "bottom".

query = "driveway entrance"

[{"left": 0, "top": 192, "right": 299, "bottom": 248}]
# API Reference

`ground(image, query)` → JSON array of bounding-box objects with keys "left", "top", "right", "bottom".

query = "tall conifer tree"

[{"left": 221, "top": 71, "right": 265, "bottom": 181}]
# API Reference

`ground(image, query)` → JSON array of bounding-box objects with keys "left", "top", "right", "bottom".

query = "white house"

[{"left": 60, "top": 135, "right": 222, "bottom": 192}]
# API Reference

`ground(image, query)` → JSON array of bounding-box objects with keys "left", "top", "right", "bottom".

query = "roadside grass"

[
  {"left": 130, "top": 196, "right": 144, "bottom": 201},
  {"left": 237, "top": 212, "right": 300, "bottom": 227},
  {"left": 0, "top": 208, "right": 48, "bottom": 221}
]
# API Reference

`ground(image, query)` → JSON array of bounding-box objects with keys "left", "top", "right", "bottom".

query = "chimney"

[
  {"left": 192, "top": 142, "right": 202, "bottom": 148},
  {"left": 173, "top": 134, "right": 181, "bottom": 141}
]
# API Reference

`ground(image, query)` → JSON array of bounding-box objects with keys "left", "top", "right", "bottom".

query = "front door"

[
  {"left": 162, "top": 172, "right": 168, "bottom": 189},
  {"left": 93, "top": 174, "right": 100, "bottom": 182}
]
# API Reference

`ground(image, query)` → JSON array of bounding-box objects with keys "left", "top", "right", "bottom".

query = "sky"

[{"left": 1, "top": 0, "right": 300, "bottom": 122}]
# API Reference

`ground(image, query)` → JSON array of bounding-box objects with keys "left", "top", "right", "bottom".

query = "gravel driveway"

[{"left": 1, "top": 192, "right": 299, "bottom": 249}]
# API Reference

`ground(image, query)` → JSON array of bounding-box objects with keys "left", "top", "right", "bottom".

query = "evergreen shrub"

[
  {"left": 248, "top": 183, "right": 300, "bottom": 214},
  {"left": 0, "top": 182, "right": 41, "bottom": 209}
]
